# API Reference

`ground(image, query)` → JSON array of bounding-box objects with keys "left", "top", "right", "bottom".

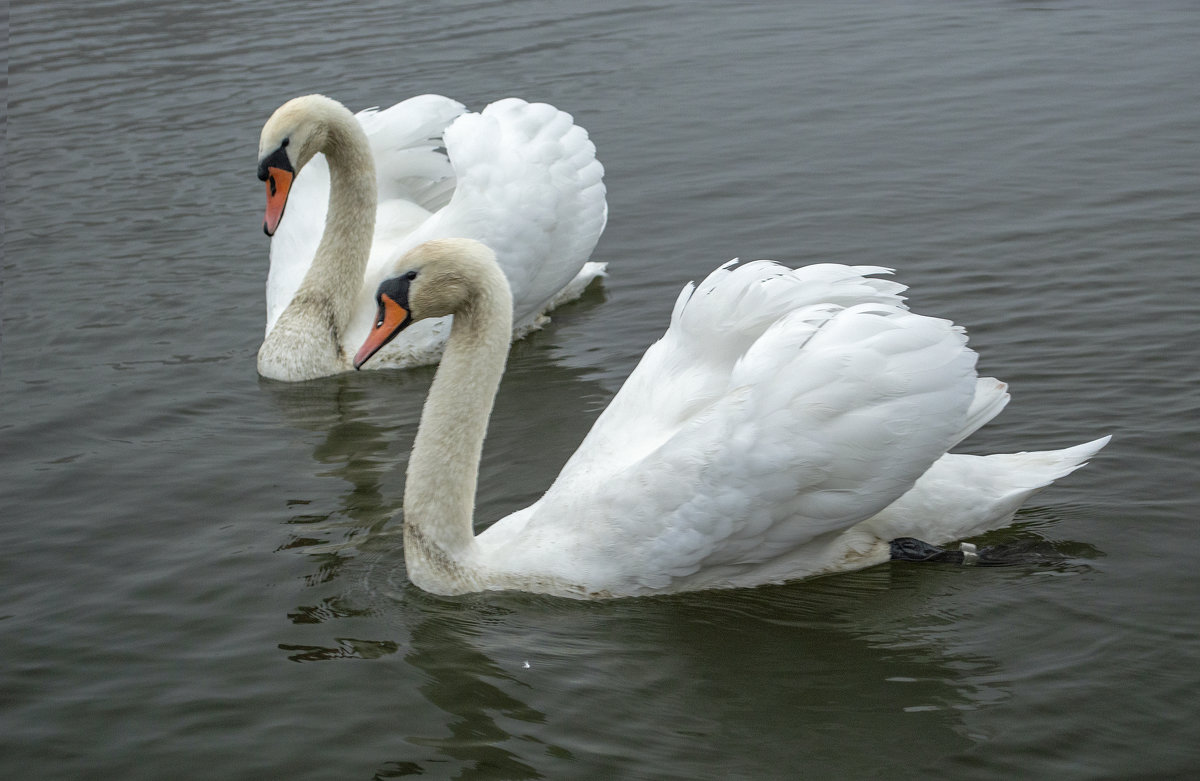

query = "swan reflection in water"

[{"left": 319, "top": 557, "right": 1107, "bottom": 778}]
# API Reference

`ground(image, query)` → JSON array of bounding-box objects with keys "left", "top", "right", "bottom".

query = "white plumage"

[
  {"left": 256, "top": 95, "right": 607, "bottom": 380},
  {"left": 359, "top": 240, "right": 1109, "bottom": 599}
]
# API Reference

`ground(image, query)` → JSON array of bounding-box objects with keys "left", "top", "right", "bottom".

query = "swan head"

[
  {"left": 257, "top": 94, "right": 349, "bottom": 236},
  {"left": 353, "top": 239, "right": 510, "bottom": 369}
]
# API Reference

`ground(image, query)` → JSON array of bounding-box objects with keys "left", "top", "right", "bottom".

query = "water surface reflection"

[{"left": 357, "top": 572, "right": 1016, "bottom": 778}]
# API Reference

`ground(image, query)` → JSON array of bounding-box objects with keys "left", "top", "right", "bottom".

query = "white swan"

[
  {"left": 354, "top": 239, "right": 1110, "bottom": 598},
  {"left": 255, "top": 94, "right": 607, "bottom": 381}
]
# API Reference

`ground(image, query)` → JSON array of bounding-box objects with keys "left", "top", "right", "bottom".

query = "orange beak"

[
  {"left": 263, "top": 166, "right": 294, "bottom": 236},
  {"left": 354, "top": 293, "right": 412, "bottom": 369}
]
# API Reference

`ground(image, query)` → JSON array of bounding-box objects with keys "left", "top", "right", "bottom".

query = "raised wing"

[
  {"left": 385, "top": 98, "right": 607, "bottom": 324},
  {"left": 481, "top": 261, "right": 978, "bottom": 593}
]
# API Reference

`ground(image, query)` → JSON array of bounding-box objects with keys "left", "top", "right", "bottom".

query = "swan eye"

[
  {"left": 281, "top": 137, "right": 289, "bottom": 148},
  {"left": 405, "top": 271, "right": 418, "bottom": 281}
]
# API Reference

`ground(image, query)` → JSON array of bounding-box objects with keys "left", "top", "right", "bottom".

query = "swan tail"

[
  {"left": 511, "top": 262, "right": 609, "bottom": 340},
  {"left": 862, "top": 435, "right": 1112, "bottom": 545},
  {"left": 546, "top": 262, "right": 608, "bottom": 309},
  {"left": 1004, "top": 435, "right": 1112, "bottom": 487}
]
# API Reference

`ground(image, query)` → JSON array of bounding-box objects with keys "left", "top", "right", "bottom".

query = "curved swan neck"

[
  {"left": 306, "top": 108, "right": 376, "bottom": 309},
  {"left": 259, "top": 101, "right": 375, "bottom": 378},
  {"left": 403, "top": 257, "right": 514, "bottom": 593}
]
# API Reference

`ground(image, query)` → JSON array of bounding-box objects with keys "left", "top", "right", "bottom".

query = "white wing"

[
  {"left": 347, "top": 98, "right": 609, "bottom": 366},
  {"left": 435, "top": 98, "right": 608, "bottom": 328},
  {"left": 479, "top": 261, "right": 979, "bottom": 594}
]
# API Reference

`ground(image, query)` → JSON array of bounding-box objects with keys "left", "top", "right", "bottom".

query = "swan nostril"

[{"left": 268, "top": 175, "right": 277, "bottom": 197}]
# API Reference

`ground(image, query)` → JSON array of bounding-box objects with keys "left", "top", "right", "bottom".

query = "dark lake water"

[{"left": 4, "top": 1, "right": 1199, "bottom": 778}]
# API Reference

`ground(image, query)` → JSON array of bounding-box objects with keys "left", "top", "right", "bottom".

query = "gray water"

[{"left": 4, "top": 1, "right": 1198, "bottom": 778}]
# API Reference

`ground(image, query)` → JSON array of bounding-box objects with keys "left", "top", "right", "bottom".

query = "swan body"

[
  {"left": 358, "top": 239, "right": 1109, "bottom": 599},
  {"left": 255, "top": 94, "right": 607, "bottom": 381}
]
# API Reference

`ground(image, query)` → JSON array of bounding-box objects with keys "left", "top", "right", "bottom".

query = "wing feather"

[
  {"left": 348, "top": 98, "right": 608, "bottom": 363},
  {"left": 423, "top": 98, "right": 608, "bottom": 328},
  {"left": 481, "top": 261, "right": 977, "bottom": 592}
]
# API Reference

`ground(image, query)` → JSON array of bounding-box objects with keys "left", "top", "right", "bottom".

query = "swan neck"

[
  {"left": 262, "top": 108, "right": 376, "bottom": 379},
  {"left": 403, "top": 270, "right": 513, "bottom": 592},
  {"left": 304, "top": 114, "right": 376, "bottom": 321}
]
